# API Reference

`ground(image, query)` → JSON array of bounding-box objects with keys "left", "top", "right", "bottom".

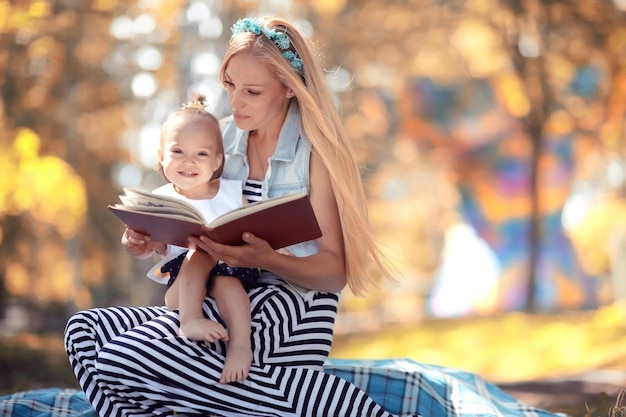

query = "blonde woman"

[{"left": 64, "top": 16, "right": 555, "bottom": 417}]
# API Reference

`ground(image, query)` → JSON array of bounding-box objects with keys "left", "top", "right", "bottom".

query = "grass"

[
  {"left": 0, "top": 333, "right": 79, "bottom": 396},
  {"left": 331, "top": 304, "right": 626, "bottom": 382},
  {"left": 611, "top": 390, "right": 626, "bottom": 417},
  {"left": 330, "top": 303, "right": 626, "bottom": 416}
]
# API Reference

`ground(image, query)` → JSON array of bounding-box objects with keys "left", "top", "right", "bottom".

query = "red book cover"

[{"left": 108, "top": 193, "right": 322, "bottom": 250}]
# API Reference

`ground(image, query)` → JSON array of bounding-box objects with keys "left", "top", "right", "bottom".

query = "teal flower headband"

[{"left": 231, "top": 18, "right": 304, "bottom": 75}]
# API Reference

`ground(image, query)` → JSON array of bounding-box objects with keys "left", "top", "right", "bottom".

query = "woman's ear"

[{"left": 286, "top": 89, "right": 295, "bottom": 98}]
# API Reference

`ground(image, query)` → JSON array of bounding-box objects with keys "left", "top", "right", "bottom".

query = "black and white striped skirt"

[{"left": 64, "top": 277, "right": 416, "bottom": 417}]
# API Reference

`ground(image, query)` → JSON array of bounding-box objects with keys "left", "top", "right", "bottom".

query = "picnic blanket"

[
  {"left": 0, "top": 388, "right": 96, "bottom": 417},
  {"left": 0, "top": 358, "right": 563, "bottom": 417},
  {"left": 324, "top": 358, "right": 562, "bottom": 416}
]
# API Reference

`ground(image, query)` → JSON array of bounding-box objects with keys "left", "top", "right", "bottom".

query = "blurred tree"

[
  {"left": 501, "top": 0, "right": 624, "bottom": 310},
  {"left": 1, "top": 0, "right": 624, "bottom": 336},
  {"left": 0, "top": 0, "right": 139, "bottom": 330},
  {"left": 300, "top": 0, "right": 625, "bottom": 316},
  {"left": 0, "top": 0, "right": 268, "bottom": 332}
]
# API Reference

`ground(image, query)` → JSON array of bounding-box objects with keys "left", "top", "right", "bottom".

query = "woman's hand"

[
  {"left": 121, "top": 227, "right": 165, "bottom": 259},
  {"left": 189, "top": 232, "right": 276, "bottom": 269},
  {"left": 187, "top": 152, "right": 347, "bottom": 293}
]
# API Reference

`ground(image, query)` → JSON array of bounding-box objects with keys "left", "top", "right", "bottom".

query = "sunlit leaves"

[
  {"left": 307, "top": 0, "right": 347, "bottom": 16},
  {"left": 0, "top": 128, "right": 90, "bottom": 304},
  {"left": 1, "top": 0, "right": 624, "bottom": 321},
  {"left": 493, "top": 73, "right": 531, "bottom": 117},
  {"left": 0, "top": 0, "right": 141, "bottom": 310},
  {"left": 0, "top": 1, "right": 51, "bottom": 33},
  {"left": 0, "top": 128, "right": 87, "bottom": 239},
  {"left": 93, "top": 0, "right": 120, "bottom": 12},
  {"left": 568, "top": 197, "right": 626, "bottom": 276},
  {"left": 4, "top": 244, "right": 94, "bottom": 306},
  {"left": 450, "top": 18, "right": 509, "bottom": 77},
  {"left": 20, "top": 36, "right": 65, "bottom": 109},
  {"left": 4, "top": 262, "right": 29, "bottom": 298}
]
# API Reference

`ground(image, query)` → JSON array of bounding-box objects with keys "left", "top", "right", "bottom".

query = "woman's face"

[{"left": 222, "top": 52, "right": 293, "bottom": 133}]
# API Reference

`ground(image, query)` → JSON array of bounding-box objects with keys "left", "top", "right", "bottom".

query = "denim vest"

[{"left": 221, "top": 101, "right": 319, "bottom": 259}]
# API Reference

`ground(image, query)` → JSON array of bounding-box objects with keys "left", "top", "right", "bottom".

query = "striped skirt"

[{"left": 64, "top": 279, "right": 418, "bottom": 417}]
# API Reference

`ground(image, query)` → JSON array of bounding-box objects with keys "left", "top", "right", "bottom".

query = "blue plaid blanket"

[
  {"left": 324, "top": 358, "right": 562, "bottom": 416},
  {"left": 0, "top": 388, "right": 96, "bottom": 417},
  {"left": 0, "top": 358, "right": 562, "bottom": 417}
]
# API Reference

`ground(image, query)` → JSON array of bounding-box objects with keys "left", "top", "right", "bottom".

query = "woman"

[
  {"left": 65, "top": 15, "right": 406, "bottom": 417},
  {"left": 64, "top": 16, "right": 557, "bottom": 417}
]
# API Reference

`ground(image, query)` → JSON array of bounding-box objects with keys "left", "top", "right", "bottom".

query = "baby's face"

[{"left": 160, "top": 118, "right": 223, "bottom": 199}]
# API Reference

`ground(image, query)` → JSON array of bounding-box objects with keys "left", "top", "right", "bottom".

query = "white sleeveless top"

[{"left": 147, "top": 179, "right": 243, "bottom": 284}]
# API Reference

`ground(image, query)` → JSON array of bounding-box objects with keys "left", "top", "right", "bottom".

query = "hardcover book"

[{"left": 108, "top": 187, "right": 322, "bottom": 249}]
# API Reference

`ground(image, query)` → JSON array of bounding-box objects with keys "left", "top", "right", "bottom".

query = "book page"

[
  {"left": 121, "top": 187, "right": 205, "bottom": 223},
  {"left": 208, "top": 192, "right": 304, "bottom": 228},
  {"left": 110, "top": 205, "right": 205, "bottom": 224},
  {"left": 111, "top": 204, "right": 203, "bottom": 223}
]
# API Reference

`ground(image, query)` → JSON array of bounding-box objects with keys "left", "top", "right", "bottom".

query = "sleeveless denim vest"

[{"left": 221, "top": 101, "right": 319, "bottom": 259}]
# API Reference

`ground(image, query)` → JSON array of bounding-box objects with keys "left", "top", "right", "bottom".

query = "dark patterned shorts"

[{"left": 162, "top": 252, "right": 258, "bottom": 292}]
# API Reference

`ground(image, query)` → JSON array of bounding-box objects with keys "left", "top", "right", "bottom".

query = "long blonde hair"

[{"left": 219, "top": 16, "right": 393, "bottom": 295}]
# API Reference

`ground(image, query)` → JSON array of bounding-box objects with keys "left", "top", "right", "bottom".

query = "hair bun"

[{"left": 181, "top": 92, "right": 207, "bottom": 111}]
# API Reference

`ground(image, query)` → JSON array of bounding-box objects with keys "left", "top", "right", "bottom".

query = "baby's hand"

[{"left": 121, "top": 228, "right": 163, "bottom": 258}]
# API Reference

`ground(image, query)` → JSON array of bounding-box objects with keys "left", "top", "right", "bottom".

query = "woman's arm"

[
  {"left": 190, "top": 152, "right": 347, "bottom": 293},
  {"left": 250, "top": 150, "right": 346, "bottom": 291}
]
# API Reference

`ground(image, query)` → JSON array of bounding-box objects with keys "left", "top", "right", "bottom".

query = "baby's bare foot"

[
  {"left": 180, "top": 318, "right": 228, "bottom": 343},
  {"left": 220, "top": 343, "right": 252, "bottom": 384}
]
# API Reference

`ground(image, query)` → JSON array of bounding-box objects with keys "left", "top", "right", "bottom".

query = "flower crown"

[{"left": 231, "top": 18, "right": 304, "bottom": 75}]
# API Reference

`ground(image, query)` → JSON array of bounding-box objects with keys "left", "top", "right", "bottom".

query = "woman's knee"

[{"left": 64, "top": 309, "right": 96, "bottom": 338}]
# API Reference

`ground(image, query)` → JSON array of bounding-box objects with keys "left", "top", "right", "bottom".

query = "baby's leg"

[
  {"left": 210, "top": 275, "right": 252, "bottom": 384},
  {"left": 177, "top": 251, "right": 228, "bottom": 343},
  {"left": 164, "top": 277, "right": 179, "bottom": 310}
]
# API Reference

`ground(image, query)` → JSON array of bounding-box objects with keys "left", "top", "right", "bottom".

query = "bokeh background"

[{"left": 1, "top": 0, "right": 626, "bottom": 413}]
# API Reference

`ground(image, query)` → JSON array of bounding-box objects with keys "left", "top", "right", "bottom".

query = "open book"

[{"left": 108, "top": 187, "right": 322, "bottom": 249}]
